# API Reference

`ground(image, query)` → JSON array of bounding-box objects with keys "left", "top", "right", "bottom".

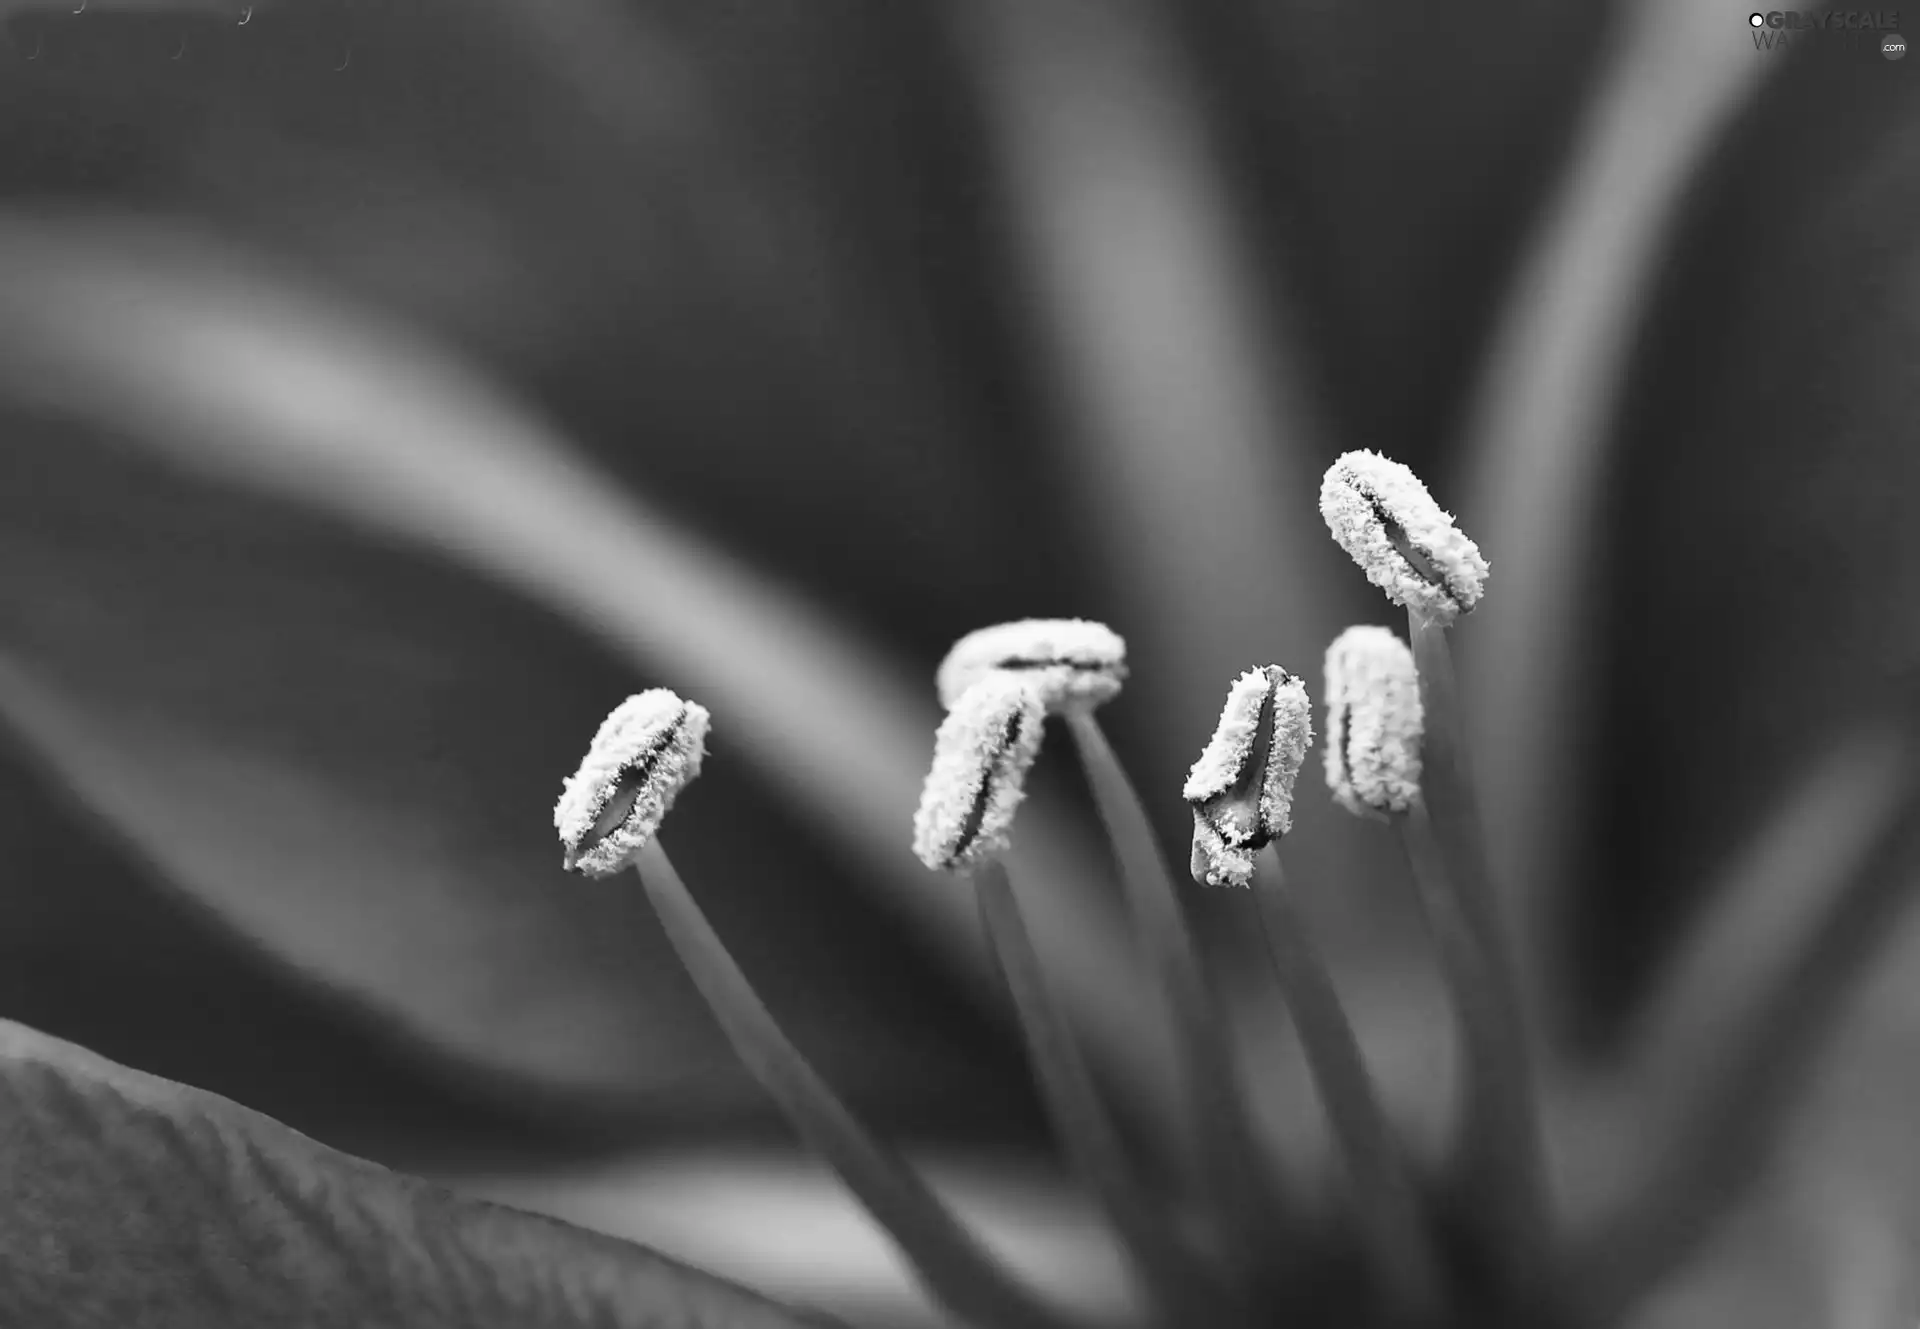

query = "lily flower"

[{"left": 0, "top": 4, "right": 1912, "bottom": 1328}]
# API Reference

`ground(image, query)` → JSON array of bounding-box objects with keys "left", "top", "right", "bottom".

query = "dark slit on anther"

[
  {"left": 1364, "top": 493, "right": 1451, "bottom": 598},
  {"left": 1223, "top": 675, "right": 1279, "bottom": 850},
  {"left": 1345, "top": 708, "right": 1372, "bottom": 799},
  {"left": 574, "top": 714, "right": 685, "bottom": 860},
  {"left": 949, "top": 711, "right": 1026, "bottom": 865},
  {"left": 992, "top": 655, "right": 1105, "bottom": 672}
]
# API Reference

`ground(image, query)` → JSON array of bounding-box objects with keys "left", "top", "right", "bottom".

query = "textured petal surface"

[{"left": 0, "top": 1019, "right": 835, "bottom": 1329}]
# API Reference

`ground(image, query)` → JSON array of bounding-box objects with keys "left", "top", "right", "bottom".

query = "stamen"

[
  {"left": 1321, "top": 451, "right": 1489, "bottom": 625},
  {"left": 936, "top": 619, "right": 1127, "bottom": 714},
  {"left": 555, "top": 690, "right": 709, "bottom": 878},
  {"left": 1183, "top": 666, "right": 1313, "bottom": 887},
  {"left": 913, "top": 674, "right": 1047, "bottom": 872},
  {"left": 634, "top": 838, "right": 1079, "bottom": 1329},
  {"left": 952, "top": 711, "right": 1027, "bottom": 863},
  {"left": 1064, "top": 708, "right": 1292, "bottom": 1275},
  {"left": 1322, "top": 625, "right": 1424, "bottom": 817}
]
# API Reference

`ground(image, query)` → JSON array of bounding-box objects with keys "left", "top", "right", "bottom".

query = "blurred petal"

[
  {"left": 0, "top": 734, "right": 558, "bottom": 1162},
  {"left": 1623, "top": 912, "right": 1920, "bottom": 1328},
  {"left": 950, "top": 0, "right": 1345, "bottom": 767},
  {"left": 1586, "top": 45, "right": 1920, "bottom": 1028},
  {"left": 460, "top": 1150, "right": 1143, "bottom": 1329},
  {"left": 1543, "top": 711, "right": 1915, "bottom": 1233},
  {"left": 0, "top": 215, "right": 1174, "bottom": 1130},
  {"left": 1617, "top": 717, "right": 1910, "bottom": 1123},
  {"left": 0, "top": 413, "right": 1017, "bottom": 1122},
  {"left": 0, "top": 1019, "right": 833, "bottom": 1329},
  {"left": 1453, "top": 0, "right": 1771, "bottom": 1037},
  {"left": 1164, "top": 0, "right": 1609, "bottom": 484}
]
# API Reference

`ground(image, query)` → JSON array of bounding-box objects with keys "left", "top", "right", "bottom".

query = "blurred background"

[{"left": 0, "top": 0, "right": 1916, "bottom": 1324}]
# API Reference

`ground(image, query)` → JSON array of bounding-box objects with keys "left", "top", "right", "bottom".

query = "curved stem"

[
  {"left": 1405, "top": 613, "right": 1552, "bottom": 1302},
  {"left": 977, "top": 861, "right": 1246, "bottom": 1324},
  {"left": 1250, "top": 849, "right": 1441, "bottom": 1319},
  {"left": 635, "top": 837, "right": 1081, "bottom": 1329},
  {"left": 1065, "top": 710, "right": 1289, "bottom": 1275}
]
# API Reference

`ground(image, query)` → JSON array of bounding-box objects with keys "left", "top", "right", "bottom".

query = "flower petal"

[
  {"left": 1452, "top": 0, "right": 1773, "bottom": 1034},
  {"left": 0, "top": 1019, "right": 835, "bottom": 1329},
  {"left": 462, "top": 1150, "right": 1143, "bottom": 1329}
]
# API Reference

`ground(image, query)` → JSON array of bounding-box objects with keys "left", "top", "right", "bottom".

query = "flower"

[
  {"left": 912, "top": 672, "right": 1048, "bottom": 871},
  {"left": 1183, "top": 666, "right": 1313, "bottom": 887},
  {"left": 1323, "top": 625, "right": 1424, "bottom": 817},
  {"left": 555, "top": 690, "right": 710, "bottom": 878},
  {"left": 2, "top": 6, "right": 1904, "bottom": 1327},
  {"left": 1320, "top": 450, "right": 1489, "bottom": 625},
  {"left": 935, "top": 619, "right": 1128, "bottom": 714}
]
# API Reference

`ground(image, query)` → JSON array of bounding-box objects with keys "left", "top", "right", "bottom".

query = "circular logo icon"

[
  {"left": 1749, "top": 11, "right": 1765, "bottom": 25},
  {"left": 1886, "top": 32, "right": 1907, "bottom": 58}
]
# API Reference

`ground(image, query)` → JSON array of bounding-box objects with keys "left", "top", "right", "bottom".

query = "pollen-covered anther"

[
  {"left": 1320, "top": 450, "right": 1489, "bottom": 626},
  {"left": 935, "top": 619, "right": 1127, "bottom": 715},
  {"left": 1183, "top": 666, "right": 1313, "bottom": 887},
  {"left": 1323, "top": 625, "right": 1424, "bottom": 818},
  {"left": 555, "top": 689, "right": 710, "bottom": 878},
  {"left": 913, "top": 673, "right": 1047, "bottom": 872}
]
